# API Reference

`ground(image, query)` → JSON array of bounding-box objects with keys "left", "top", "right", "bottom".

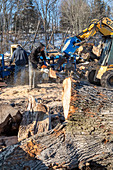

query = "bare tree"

[
  {"left": 34, "top": 0, "right": 58, "bottom": 46},
  {"left": 59, "top": 0, "right": 111, "bottom": 35},
  {"left": 0, "top": 0, "right": 16, "bottom": 52},
  {"left": 60, "top": 0, "right": 90, "bottom": 34},
  {"left": 0, "top": 0, "right": 60, "bottom": 52},
  {"left": 0, "top": 0, "right": 41, "bottom": 52}
]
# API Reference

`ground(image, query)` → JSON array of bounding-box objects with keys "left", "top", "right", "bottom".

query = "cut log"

[
  {"left": 18, "top": 95, "right": 64, "bottom": 142},
  {"left": 1, "top": 79, "right": 113, "bottom": 169},
  {"left": 18, "top": 96, "right": 50, "bottom": 141},
  {"left": 0, "top": 104, "right": 22, "bottom": 136},
  {"left": 49, "top": 68, "right": 57, "bottom": 78},
  {"left": 92, "top": 41, "right": 103, "bottom": 57},
  {"left": 62, "top": 77, "right": 71, "bottom": 119}
]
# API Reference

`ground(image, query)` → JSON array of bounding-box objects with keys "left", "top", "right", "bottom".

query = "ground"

[
  {"left": 0, "top": 81, "right": 63, "bottom": 115},
  {"left": 1, "top": 63, "right": 113, "bottom": 169}
]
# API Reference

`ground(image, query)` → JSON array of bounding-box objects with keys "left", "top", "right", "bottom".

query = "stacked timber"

[{"left": 1, "top": 78, "right": 113, "bottom": 169}]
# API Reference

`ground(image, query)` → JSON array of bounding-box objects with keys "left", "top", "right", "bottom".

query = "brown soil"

[{"left": 0, "top": 81, "right": 63, "bottom": 114}]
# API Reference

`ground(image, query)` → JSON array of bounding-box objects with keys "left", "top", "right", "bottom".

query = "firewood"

[{"left": 62, "top": 77, "right": 71, "bottom": 119}]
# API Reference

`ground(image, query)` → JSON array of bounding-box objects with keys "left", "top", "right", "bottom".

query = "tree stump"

[{"left": 18, "top": 95, "right": 50, "bottom": 141}]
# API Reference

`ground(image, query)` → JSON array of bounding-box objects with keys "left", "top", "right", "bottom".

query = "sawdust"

[{"left": 0, "top": 82, "right": 63, "bottom": 113}]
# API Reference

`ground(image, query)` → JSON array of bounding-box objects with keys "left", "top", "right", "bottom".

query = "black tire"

[
  {"left": 88, "top": 69, "right": 100, "bottom": 85},
  {"left": 87, "top": 70, "right": 96, "bottom": 84},
  {"left": 101, "top": 70, "right": 113, "bottom": 88}
]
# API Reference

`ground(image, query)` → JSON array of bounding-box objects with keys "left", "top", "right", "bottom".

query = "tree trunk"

[{"left": 1, "top": 78, "right": 113, "bottom": 169}]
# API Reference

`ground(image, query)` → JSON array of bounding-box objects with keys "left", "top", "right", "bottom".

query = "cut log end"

[{"left": 62, "top": 77, "right": 71, "bottom": 120}]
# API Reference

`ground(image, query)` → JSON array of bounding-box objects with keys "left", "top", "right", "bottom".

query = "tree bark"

[{"left": 1, "top": 78, "right": 113, "bottom": 169}]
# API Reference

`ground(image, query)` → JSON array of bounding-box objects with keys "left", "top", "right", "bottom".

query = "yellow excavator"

[
  {"left": 81, "top": 17, "right": 113, "bottom": 88},
  {"left": 62, "top": 17, "right": 113, "bottom": 88},
  {"left": 77, "top": 17, "right": 113, "bottom": 39}
]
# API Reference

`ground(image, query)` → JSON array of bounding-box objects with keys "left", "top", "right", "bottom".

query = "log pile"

[
  {"left": 1, "top": 78, "right": 113, "bottom": 169},
  {"left": 76, "top": 40, "right": 103, "bottom": 64},
  {"left": 76, "top": 61, "right": 98, "bottom": 80}
]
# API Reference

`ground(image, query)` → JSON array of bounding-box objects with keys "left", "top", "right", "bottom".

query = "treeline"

[
  {"left": 0, "top": 0, "right": 112, "bottom": 53},
  {"left": 60, "top": 0, "right": 112, "bottom": 34}
]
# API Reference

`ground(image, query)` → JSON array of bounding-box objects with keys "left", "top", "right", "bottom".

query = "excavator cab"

[{"left": 88, "top": 35, "right": 113, "bottom": 88}]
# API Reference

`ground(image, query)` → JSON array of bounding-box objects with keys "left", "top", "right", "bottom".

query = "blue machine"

[
  {"left": 0, "top": 54, "right": 15, "bottom": 79},
  {"left": 60, "top": 36, "right": 81, "bottom": 71},
  {"left": 40, "top": 36, "right": 81, "bottom": 72},
  {"left": 62, "top": 36, "right": 81, "bottom": 56}
]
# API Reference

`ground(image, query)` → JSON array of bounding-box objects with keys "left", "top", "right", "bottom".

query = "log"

[
  {"left": 49, "top": 68, "right": 57, "bottom": 79},
  {"left": 62, "top": 77, "right": 71, "bottom": 119},
  {"left": 18, "top": 95, "right": 50, "bottom": 141},
  {"left": 92, "top": 44, "right": 102, "bottom": 57},
  {"left": 1, "top": 79, "right": 113, "bottom": 169},
  {"left": 0, "top": 104, "right": 22, "bottom": 136},
  {"left": 18, "top": 95, "right": 63, "bottom": 142}
]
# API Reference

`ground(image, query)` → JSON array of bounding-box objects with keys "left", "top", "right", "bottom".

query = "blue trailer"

[{"left": 0, "top": 54, "right": 15, "bottom": 79}]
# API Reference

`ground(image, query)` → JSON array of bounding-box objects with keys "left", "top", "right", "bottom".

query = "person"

[
  {"left": 29, "top": 42, "right": 46, "bottom": 89},
  {"left": 10, "top": 44, "right": 28, "bottom": 85}
]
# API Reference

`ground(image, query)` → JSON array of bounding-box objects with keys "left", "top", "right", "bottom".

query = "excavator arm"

[
  {"left": 62, "top": 17, "right": 113, "bottom": 56},
  {"left": 78, "top": 17, "right": 113, "bottom": 40}
]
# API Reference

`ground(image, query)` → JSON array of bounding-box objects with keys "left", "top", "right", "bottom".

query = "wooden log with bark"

[
  {"left": 0, "top": 104, "right": 22, "bottom": 136},
  {"left": 18, "top": 95, "right": 64, "bottom": 142},
  {"left": 1, "top": 78, "right": 113, "bottom": 169},
  {"left": 18, "top": 95, "right": 50, "bottom": 142}
]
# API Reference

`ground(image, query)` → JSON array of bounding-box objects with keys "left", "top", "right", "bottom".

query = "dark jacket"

[
  {"left": 10, "top": 46, "right": 28, "bottom": 66},
  {"left": 29, "top": 46, "right": 46, "bottom": 65}
]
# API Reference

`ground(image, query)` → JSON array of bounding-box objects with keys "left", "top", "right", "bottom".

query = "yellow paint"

[
  {"left": 78, "top": 17, "right": 113, "bottom": 40},
  {"left": 96, "top": 66, "right": 107, "bottom": 79},
  {"left": 11, "top": 44, "right": 21, "bottom": 57},
  {"left": 107, "top": 65, "right": 113, "bottom": 69}
]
